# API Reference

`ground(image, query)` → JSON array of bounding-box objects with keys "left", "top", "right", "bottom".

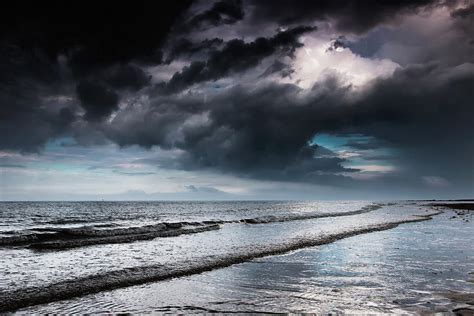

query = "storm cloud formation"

[
  {"left": 1, "top": 0, "right": 473, "bottom": 197},
  {"left": 248, "top": 0, "right": 438, "bottom": 33},
  {"left": 158, "top": 26, "right": 315, "bottom": 93},
  {"left": 1, "top": 0, "right": 192, "bottom": 148}
]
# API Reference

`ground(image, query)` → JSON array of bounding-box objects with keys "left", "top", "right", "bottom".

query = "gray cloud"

[
  {"left": 157, "top": 26, "right": 315, "bottom": 94},
  {"left": 185, "top": 0, "right": 244, "bottom": 31},
  {"left": 165, "top": 38, "right": 224, "bottom": 64},
  {"left": 248, "top": 0, "right": 440, "bottom": 34},
  {"left": 259, "top": 60, "right": 294, "bottom": 78}
]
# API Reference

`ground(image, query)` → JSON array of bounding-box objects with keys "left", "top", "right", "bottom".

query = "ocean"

[{"left": 0, "top": 201, "right": 472, "bottom": 313}]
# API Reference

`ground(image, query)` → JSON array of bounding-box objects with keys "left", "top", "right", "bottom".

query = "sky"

[{"left": 0, "top": 0, "right": 473, "bottom": 201}]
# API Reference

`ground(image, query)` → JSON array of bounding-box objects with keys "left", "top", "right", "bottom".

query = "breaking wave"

[
  {"left": 240, "top": 204, "right": 382, "bottom": 224},
  {"left": 0, "top": 223, "right": 221, "bottom": 249}
]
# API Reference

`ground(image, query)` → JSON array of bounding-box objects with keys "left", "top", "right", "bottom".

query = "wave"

[
  {"left": 0, "top": 211, "right": 441, "bottom": 313},
  {"left": 0, "top": 204, "right": 382, "bottom": 249},
  {"left": 30, "top": 224, "right": 220, "bottom": 250},
  {"left": 0, "top": 234, "right": 40, "bottom": 245},
  {"left": 0, "top": 223, "right": 221, "bottom": 249},
  {"left": 45, "top": 218, "right": 93, "bottom": 225},
  {"left": 240, "top": 204, "right": 382, "bottom": 224}
]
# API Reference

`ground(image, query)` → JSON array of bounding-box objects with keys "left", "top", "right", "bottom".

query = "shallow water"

[{"left": 1, "top": 201, "right": 472, "bottom": 313}]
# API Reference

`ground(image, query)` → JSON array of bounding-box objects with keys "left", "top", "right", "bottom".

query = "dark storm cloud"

[
  {"left": 346, "top": 8, "right": 474, "bottom": 67},
  {"left": 0, "top": 43, "right": 77, "bottom": 151},
  {"left": 165, "top": 38, "right": 224, "bottom": 64},
  {"left": 1, "top": 1, "right": 192, "bottom": 71},
  {"left": 248, "top": 0, "right": 439, "bottom": 34},
  {"left": 107, "top": 78, "right": 356, "bottom": 183},
  {"left": 104, "top": 65, "right": 151, "bottom": 92},
  {"left": 0, "top": 0, "right": 192, "bottom": 150},
  {"left": 106, "top": 62, "right": 474, "bottom": 188},
  {"left": 72, "top": 64, "right": 151, "bottom": 122},
  {"left": 158, "top": 26, "right": 315, "bottom": 94},
  {"left": 76, "top": 81, "right": 119, "bottom": 122},
  {"left": 348, "top": 63, "right": 474, "bottom": 186},
  {"left": 0, "top": 86, "right": 76, "bottom": 152},
  {"left": 1, "top": 0, "right": 473, "bottom": 196},
  {"left": 185, "top": 0, "right": 244, "bottom": 30}
]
